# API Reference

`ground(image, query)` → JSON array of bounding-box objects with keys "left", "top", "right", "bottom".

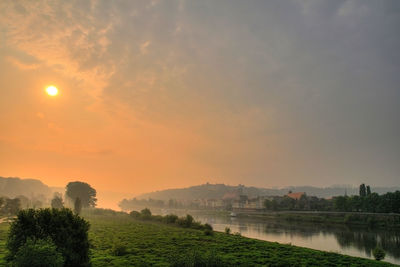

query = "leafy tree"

[
  {"left": 11, "top": 238, "right": 64, "bottom": 267},
  {"left": 66, "top": 181, "right": 97, "bottom": 208},
  {"left": 359, "top": 184, "right": 366, "bottom": 197},
  {"left": 6, "top": 208, "right": 90, "bottom": 267},
  {"left": 51, "top": 194, "right": 64, "bottom": 209},
  {"left": 74, "top": 198, "right": 82, "bottom": 215}
]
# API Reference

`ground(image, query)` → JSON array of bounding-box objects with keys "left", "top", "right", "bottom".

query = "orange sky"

[{"left": 1, "top": 1, "right": 399, "bottom": 201}]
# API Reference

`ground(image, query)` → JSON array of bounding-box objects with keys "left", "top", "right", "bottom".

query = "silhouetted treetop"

[{"left": 65, "top": 181, "right": 97, "bottom": 208}]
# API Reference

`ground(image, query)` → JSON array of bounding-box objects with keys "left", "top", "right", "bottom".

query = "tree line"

[
  {"left": 264, "top": 184, "right": 400, "bottom": 213},
  {"left": 0, "top": 181, "right": 97, "bottom": 217}
]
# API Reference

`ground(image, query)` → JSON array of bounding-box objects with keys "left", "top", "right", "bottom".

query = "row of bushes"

[{"left": 129, "top": 208, "right": 213, "bottom": 234}]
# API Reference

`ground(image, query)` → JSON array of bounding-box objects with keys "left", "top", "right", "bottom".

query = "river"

[{"left": 190, "top": 213, "right": 400, "bottom": 265}]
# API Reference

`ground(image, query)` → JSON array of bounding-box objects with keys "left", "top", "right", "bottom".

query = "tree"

[
  {"left": 74, "top": 198, "right": 82, "bottom": 215},
  {"left": 359, "top": 184, "right": 366, "bottom": 197},
  {"left": 11, "top": 238, "right": 64, "bottom": 267},
  {"left": 66, "top": 181, "right": 97, "bottom": 208},
  {"left": 6, "top": 208, "right": 90, "bottom": 267},
  {"left": 3, "top": 198, "right": 21, "bottom": 215},
  {"left": 51, "top": 194, "right": 64, "bottom": 209},
  {"left": 366, "top": 185, "right": 371, "bottom": 196}
]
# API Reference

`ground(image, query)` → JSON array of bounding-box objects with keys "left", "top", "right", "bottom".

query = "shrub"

[
  {"left": 164, "top": 214, "right": 178, "bottom": 224},
  {"left": 152, "top": 215, "right": 164, "bottom": 222},
  {"left": 190, "top": 221, "right": 204, "bottom": 230},
  {"left": 111, "top": 242, "right": 128, "bottom": 256},
  {"left": 6, "top": 208, "right": 90, "bottom": 267},
  {"left": 372, "top": 246, "right": 386, "bottom": 261},
  {"left": 11, "top": 238, "right": 64, "bottom": 267},
  {"left": 176, "top": 215, "right": 194, "bottom": 228},
  {"left": 140, "top": 208, "right": 152, "bottom": 219},
  {"left": 176, "top": 218, "right": 187, "bottom": 227},
  {"left": 225, "top": 227, "right": 231, "bottom": 234},
  {"left": 184, "top": 214, "right": 194, "bottom": 227},
  {"left": 204, "top": 223, "right": 213, "bottom": 231},
  {"left": 129, "top": 210, "right": 141, "bottom": 218}
]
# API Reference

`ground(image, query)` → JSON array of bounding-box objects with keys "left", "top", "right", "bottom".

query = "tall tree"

[
  {"left": 65, "top": 181, "right": 97, "bottom": 208},
  {"left": 359, "top": 183, "right": 366, "bottom": 197},
  {"left": 366, "top": 185, "right": 371, "bottom": 196}
]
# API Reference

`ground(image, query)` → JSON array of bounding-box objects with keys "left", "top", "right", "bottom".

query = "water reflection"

[{"left": 194, "top": 214, "right": 400, "bottom": 265}]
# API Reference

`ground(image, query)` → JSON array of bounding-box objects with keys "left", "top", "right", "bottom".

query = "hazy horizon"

[
  {"left": 1, "top": 1, "right": 399, "bottom": 196},
  {"left": 2, "top": 175, "right": 400, "bottom": 210}
]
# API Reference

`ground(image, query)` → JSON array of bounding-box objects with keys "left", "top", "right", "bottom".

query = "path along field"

[{"left": 0, "top": 213, "right": 396, "bottom": 266}]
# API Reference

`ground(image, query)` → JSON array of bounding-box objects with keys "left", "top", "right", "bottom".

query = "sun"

[{"left": 46, "top": 86, "right": 59, "bottom": 96}]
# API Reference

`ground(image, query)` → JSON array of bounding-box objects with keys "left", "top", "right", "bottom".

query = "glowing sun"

[{"left": 46, "top": 86, "right": 59, "bottom": 96}]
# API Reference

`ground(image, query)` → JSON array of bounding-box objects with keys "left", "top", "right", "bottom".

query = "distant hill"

[
  {"left": 135, "top": 183, "right": 400, "bottom": 201},
  {"left": 0, "top": 176, "right": 52, "bottom": 198}
]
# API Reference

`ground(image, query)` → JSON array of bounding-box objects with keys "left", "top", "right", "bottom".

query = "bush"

[
  {"left": 11, "top": 238, "right": 64, "bottom": 267},
  {"left": 184, "top": 214, "right": 194, "bottom": 227},
  {"left": 204, "top": 223, "right": 213, "bottom": 231},
  {"left": 111, "top": 242, "right": 128, "bottom": 256},
  {"left": 372, "top": 246, "right": 386, "bottom": 261},
  {"left": 164, "top": 214, "right": 178, "bottom": 224},
  {"left": 6, "top": 208, "right": 90, "bottom": 267},
  {"left": 129, "top": 210, "right": 141, "bottom": 218},
  {"left": 140, "top": 208, "right": 152, "bottom": 219},
  {"left": 225, "top": 227, "right": 231, "bottom": 234},
  {"left": 152, "top": 215, "right": 164, "bottom": 222},
  {"left": 176, "top": 215, "right": 194, "bottom": 228}
]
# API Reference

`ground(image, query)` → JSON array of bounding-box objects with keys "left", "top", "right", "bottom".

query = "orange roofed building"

[{"left": 287, "top": 192, "right": 306, "bottom": 200}]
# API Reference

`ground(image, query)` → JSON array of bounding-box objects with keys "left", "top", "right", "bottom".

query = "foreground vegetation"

[{"left": 1, "top": 210, "right": 395, "bottom": 266}]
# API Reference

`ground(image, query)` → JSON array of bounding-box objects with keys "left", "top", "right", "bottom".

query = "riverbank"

[
  {"left": 233, "top": 211, "right": 400, "bottom": 228},
  {"left": 0, "top": 212, "right": 396, "bottom": 266}
]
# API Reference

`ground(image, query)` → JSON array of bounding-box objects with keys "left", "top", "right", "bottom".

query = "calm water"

[{"left": 192, "top": 214, "right": 400, "bottom": 265}]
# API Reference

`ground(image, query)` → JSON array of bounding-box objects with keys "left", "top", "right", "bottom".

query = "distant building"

[
  {"left": 232, "top": 195, "right": 266, "bottom": 211},
  {"left": 286, "top": 192, "right": 305, "bottom": 200},
  {"left": 222, "top": 192, "right": 239, "bottom": 200}
]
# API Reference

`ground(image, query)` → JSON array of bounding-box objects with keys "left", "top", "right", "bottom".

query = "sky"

[{"left": 0, "top": 0, "right": 399, "bottom": 199}]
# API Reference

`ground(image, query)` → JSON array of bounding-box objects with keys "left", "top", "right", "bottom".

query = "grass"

[{"left": 0, "top": 213, "right": 397, "bottom": 266}]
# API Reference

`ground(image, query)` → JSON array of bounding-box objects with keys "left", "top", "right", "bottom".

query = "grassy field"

[{"left": 0, "top": 213, "right": 396, "bottom": 266}]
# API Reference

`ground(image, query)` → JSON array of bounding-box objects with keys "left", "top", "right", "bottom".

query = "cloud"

[{"left": 0, "top": 0, "right": 399, "bottom": 188}]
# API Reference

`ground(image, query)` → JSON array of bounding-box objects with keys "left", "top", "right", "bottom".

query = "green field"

[{"left": 0, "top": 213, "right": 396, "bottom": 266}]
